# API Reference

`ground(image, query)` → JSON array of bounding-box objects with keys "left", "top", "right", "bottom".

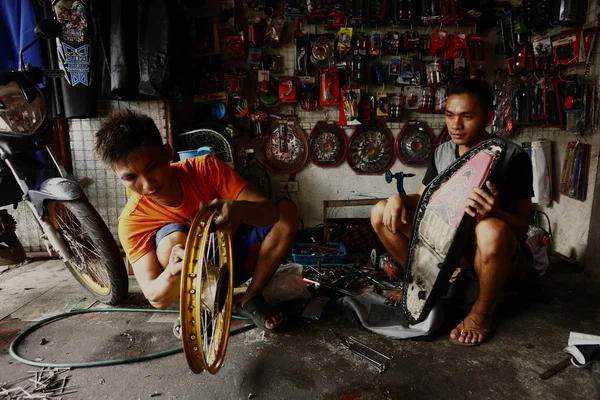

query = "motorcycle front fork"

[{"left": 1, "top": 145, "right": 73, "bottom": 260}]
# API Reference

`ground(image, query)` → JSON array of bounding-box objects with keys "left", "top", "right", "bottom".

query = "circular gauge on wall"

[
  {"left": 347, "top": 121, "right": 395, "bottom": 174},
  {"left": 308, "top": 121, "right": 347, "bottom": 167},
  {"left": 396, "top": 120, "right": 436, "bottom": 166},
  {"left": 262, "top": 123, "right": 308, "bottom": 173}
]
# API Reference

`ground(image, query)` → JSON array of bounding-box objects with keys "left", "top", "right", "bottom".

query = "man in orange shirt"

[{"left": 94, "top": 110, "right": 298, "bottom": 332}]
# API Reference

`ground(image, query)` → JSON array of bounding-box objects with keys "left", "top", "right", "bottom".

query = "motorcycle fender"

[{"left": 28, "top": 178, "right": 83, "bottom": 216}]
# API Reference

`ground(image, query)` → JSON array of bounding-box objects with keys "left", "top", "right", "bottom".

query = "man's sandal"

[{"left": 240, "top": 295, "right": 288, "bottom": 333}]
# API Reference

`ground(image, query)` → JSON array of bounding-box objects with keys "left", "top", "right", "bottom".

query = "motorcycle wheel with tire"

[{"left": 47, "top": 199, "right": 128, "bottom": 305}]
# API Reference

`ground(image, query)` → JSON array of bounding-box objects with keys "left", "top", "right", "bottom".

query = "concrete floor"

[{"left": 1, "top": 260, "right": 599, "bottom": 400}]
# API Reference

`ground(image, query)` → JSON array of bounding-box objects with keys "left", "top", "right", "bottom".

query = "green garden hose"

[{"left": 9, "top": 308, "right": 254, "bottom": 369}]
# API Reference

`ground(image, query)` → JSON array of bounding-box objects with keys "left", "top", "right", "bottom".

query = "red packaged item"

[
  {"left": 227, "top": 35, "right": 246, "bottom": 61},
  {"left": 466, "top": 34, "right": 486, "bottom": 62},
  {"left": 444, "top": 32, "right": 467, "bottom": 60},
  {"left": 320, "top": 68, "right": 340, "bottom": 106},
  {"left": 279, "top": 76, "right": 298, "bottom": 103},
  {"left": 552, "top": 29, "right": 584, "bottom": 66},
  {"left": 430, "top": 29, "right": 450, "bottom": 55}
]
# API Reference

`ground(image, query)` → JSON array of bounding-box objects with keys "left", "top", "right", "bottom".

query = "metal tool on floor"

[{"left": 331, "top": 329, "right": 392, "bottom": 373}]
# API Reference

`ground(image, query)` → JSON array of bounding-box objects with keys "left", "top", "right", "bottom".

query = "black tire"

[{"left": 48, "top": 199, "right": 128, "bottom": 305}]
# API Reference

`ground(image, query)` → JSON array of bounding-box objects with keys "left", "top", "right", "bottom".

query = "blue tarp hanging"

[{"left": 0, "top": 0, "right": 46, "bottom": 72}]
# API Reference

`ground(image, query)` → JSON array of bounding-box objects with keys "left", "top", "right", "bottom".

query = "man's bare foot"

[{"left": 449, "top": 309, "right": 493, "bottom": 345}]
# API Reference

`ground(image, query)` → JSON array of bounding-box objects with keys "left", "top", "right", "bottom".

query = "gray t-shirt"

[{"left": 422, "top": 137, "right": 533, "bottom": 212}]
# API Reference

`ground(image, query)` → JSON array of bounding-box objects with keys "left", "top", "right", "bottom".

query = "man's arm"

[
  {"left": 131, "top": 249, "right": 181, "bottom": 310},
  {"left": 235, "top": 186, "right": 279, "bottom": 226},
  {"left": 202, "top": 185, "right": 279, "bottom": 234}
]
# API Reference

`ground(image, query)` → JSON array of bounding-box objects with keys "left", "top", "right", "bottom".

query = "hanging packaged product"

[
  {"left": 369, "top": 32, "right": 383, "bottom": 59},
  {"left": 564, "top": 77, "right": 594, "bottom": 133},
  {"left": 258, "top": 75, "right": 280, "bottom": 107},
  {"left": 422, "top": 0, "right": 442, "bottom": 19},
  {"left": 352, "top": 33, "right": 367, "bottom": 83},
  {"left": 232, "top": 97, "right": 249, "bottom": 118},
  {"left": 266, "top": 55, "right": 282, "bottom": 73},
  {"left": 389, "top": 57, "right": 401, "bottom": 75},
  {"left": 226, "top": 72, "right": 247, "bottom": 98},
  {"left": 442, "top": 0, "right": 462, "bottom": 20},
  {"left": 248, "top": 15, "right": 267, "bottom": 48},
  {"left": 266, "top": 11, "right": 285, "bottom": 49},
  {"left": 250, "top": 111, "right": 270, "bottom": 138},
  {"left": 417, "top": 86, "right": 433, "bottom": 113},
  {"left": 258, "top": 70, "right": 270, "bottom": 92},
  {"left": 396, "top": 56, "right": 415, "bottom": 86},
  {"left": 376, "top": 91, "right": 389, "bottom": 117},
  {"left": 560, "top": 141, "right": 590, "bottom": 201},
  {"left": 426, "top": 61, "right": 443, "bottom": 85},
  {"left": 310, "top": 34, "right": 335, "bottom": 66},
  {"left": 284, "top": 0, "right": 304, "bottom": 16},
  {"left": 532, "top": 35, "right": 553, "bottom": 71},
  {"left": 227, "top": 35, "right": 246, "bottom": 61},
  {"left": 387, "top": 93, "right": 403, "bottom": 120},
  {"left": 368, "top": 0, "right": 387, "bottom": 24},
  {"left": 279, "top": 76, "right": 298, "bottom": 103},
  {"left": 324, "top": 9, "right": 347, "bottom": 31},
  {"left": 345, "top": 0, "right": 366, "bottom": 25},
  {"left": 385, "top": 31, "right": 401, "bottom": 55},
  {"left": 372, "top": 63, "right": 385, "bottom": 86},
  {"left": 505, "top": 44, "right": 533, "bottom": 75},
  {"left": 403, "top": 30, "right": 420, "bottom": 51},
  {"left": 248, "top": 48, "right": 263, "bottom": 70},
  {"left": 295, "top": 32, "right": 309, "bottom": 76},
  {"left": 551, "top": 0, "right": 588, "bottom": 27},
  {"left": 466, "top": 34, "right": 486, "bottom": 62},
  {"left": 433, "top": 85, "right": 447, "bottom": 113},
  {"left": 360, "top": 97, "right": 374, "bottom": 121},
  {"left": 404, "top": 86, "right": 420, "bottom": 110},
  {"left": 452, "top": 58, "right": 468, "bottom": 79},
  {"left": 395, "top": 0, "right": 420, "bottom": 23},
  {"left": 430, "top": 29, "right": 450, "bottom": 56},
  {"left": 552, "top": 29, "right": 584, "bottom": 66},
  {"left": 445, "top": 32, "right": 467, "bottom": 60},
  {"left": 320, "top": 68, "right": 340, "bottom": 106},
  {"left": 337, "top": 27, "right": 353, "bottom": 56},
  {"left": 299, "top": 76, "right": 318, "bottom": 111},
  {"left": 340, "top": 88, "right": 361, "bottom": 126},
  {"left": 420, "top": 34, "right": 432, "bottom": 53}
]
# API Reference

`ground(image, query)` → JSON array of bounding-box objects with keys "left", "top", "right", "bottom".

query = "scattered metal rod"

[
  {"left": 347, "top": 345, "right": 386, "bottom": 373},
  {"left": 344, "top": 335, "right": 394, "bottom": 361},
  {"left": 330, "top": 329, "right": 388, "bottom": 373}
]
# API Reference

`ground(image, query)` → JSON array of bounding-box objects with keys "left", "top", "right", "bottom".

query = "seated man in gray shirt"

[{"left": 371, "top": 79, "right": 533, "bottom": 346}]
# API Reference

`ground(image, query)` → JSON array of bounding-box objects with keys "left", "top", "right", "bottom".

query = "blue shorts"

[{"left": 155, "top": 197, "right": 287, "bottom": 285}]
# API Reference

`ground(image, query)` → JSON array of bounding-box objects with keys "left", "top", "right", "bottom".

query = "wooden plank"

[
  {"left": 323, "top": 199, "right": 384, "bottom": 208},
  {"left": 0, "top": 260, "right": 71, "bottom": 321}
]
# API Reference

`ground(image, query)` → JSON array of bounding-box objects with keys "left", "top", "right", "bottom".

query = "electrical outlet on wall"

[{"left": 280, "top": 181, "right": 299, "bottom": 192}]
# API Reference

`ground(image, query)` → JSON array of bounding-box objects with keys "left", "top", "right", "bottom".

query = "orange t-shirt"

[{"left": 118, "top": 155, "right": 247, "bottom": 263}]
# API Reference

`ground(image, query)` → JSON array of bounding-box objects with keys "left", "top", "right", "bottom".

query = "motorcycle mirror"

[{"left": 34, "top": 19, "right": 62, "bottom": 39}]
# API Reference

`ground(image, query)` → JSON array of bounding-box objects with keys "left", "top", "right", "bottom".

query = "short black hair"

[
  {"left": 94, "top": 110, "right": 163, "bottom": 167},
  {"left": 447, "top": 79, "right": 494, "bottom": 113}
]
